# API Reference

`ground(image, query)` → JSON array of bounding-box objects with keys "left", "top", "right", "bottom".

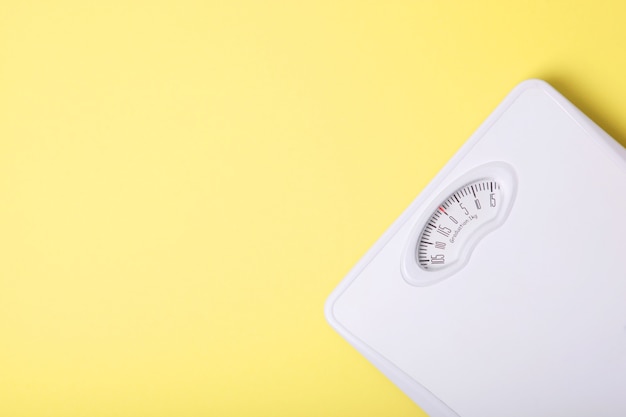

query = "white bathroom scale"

[{"left": 325, "top": 80, "right": 626, "bottom": 417}]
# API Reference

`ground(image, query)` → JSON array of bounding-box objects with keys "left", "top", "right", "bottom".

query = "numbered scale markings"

[{"left": 418, "top": 179, "right": 501, "bottom": 270}]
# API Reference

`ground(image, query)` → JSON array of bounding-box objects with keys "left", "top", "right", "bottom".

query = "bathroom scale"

[{"left": 325, "top": 79, "right": 626, "bottom": 417}]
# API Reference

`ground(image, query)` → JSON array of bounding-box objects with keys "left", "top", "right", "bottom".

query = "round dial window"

[
  {"left": 401, "top": 163, "right": 517, "bottom": 286},
  {"left": 418, "top": 180, "right": 502, "bottom": 270}
]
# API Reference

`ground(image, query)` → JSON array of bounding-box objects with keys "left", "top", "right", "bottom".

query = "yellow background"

[{"left": 1, "top": 1, "right": 626, "bottom": 416}]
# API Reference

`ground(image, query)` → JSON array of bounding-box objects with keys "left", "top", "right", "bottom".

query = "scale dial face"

[
  {"left": 418, "top": 179, "right": 501, "bottom": 270},
  {"left": 402, "top": 163, "right": 517, "bottom": 286}
]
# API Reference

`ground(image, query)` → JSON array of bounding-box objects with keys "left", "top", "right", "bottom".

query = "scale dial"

[
  {"left": 402, "top": 163, "right": 517, "bottom": 286},
  {"left": 418, "top": 179, "right": 502, "bottom": 270}
]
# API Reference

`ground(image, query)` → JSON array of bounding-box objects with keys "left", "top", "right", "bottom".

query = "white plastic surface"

[{"left": 325, "top": 80, "right": 626, "bottom": 417}]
